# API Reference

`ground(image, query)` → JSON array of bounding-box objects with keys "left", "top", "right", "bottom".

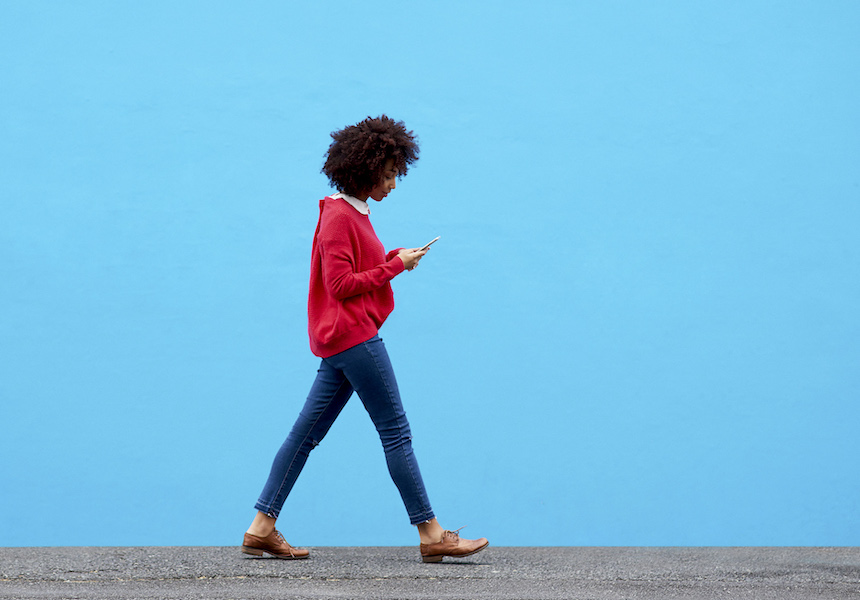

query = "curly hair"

[{"left": 322, "top": 115, "right": 419, "bottom": 197}]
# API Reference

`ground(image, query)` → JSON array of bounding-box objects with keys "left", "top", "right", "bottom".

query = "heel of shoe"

[
  {"left": 422, "top": 554, "right": 444, "bottom": 563},
  {"left": 241, "top": 545, "right": 264, "bottom": 557}
]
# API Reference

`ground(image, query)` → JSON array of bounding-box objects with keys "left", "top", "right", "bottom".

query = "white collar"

[{"left": 330, "top": 192, "right": 370, "bottom": 215}]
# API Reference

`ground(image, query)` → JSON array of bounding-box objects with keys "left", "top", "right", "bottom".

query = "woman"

[{"left": 241, "top": 115, "right": 488, "bottom": 563}]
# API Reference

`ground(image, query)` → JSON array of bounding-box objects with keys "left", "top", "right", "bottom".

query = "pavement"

[{"left": 1, "top": 546, "right": 858, "bottom": 599}]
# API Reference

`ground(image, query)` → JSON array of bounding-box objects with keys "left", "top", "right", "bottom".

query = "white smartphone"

[{"left": 420, "top": 236, "right": 440, "bottom": 251}]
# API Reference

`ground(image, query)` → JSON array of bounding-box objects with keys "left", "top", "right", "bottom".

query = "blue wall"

[{"left": 2, "top": 1, "right": 858, "bottom": 547}]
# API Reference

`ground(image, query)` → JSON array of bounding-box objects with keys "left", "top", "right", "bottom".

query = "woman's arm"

[
  {"left": 320, "top": 240, "right": 404, "bottom": 300},
  {"left": 321, "top": 244, "right": 427, "bottom": 300}
]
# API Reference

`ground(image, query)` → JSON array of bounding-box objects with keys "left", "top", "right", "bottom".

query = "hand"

[{"left": 398, "top": 247, "right": 428, "bottom": 271}]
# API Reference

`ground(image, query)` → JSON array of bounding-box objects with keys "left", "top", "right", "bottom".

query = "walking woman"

[{"left": 241, "top": 115, "right": 488, "bottom": 563}]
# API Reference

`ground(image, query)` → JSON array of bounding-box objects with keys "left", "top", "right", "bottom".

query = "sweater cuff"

[{"left": 390, "top": 253, "right": 407, "bottom": 275}]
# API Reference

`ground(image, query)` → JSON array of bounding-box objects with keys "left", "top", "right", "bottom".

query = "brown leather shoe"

[
  {"left": 419, "top": 529, "right": 489, "bottom": 563},
  {"left": 241, "top": 530, "right": 309, "bottom": 559}
]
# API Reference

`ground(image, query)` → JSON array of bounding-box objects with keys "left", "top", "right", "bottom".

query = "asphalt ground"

[{"left": 1, "top": 546, "right": 858, "bottom": 599}]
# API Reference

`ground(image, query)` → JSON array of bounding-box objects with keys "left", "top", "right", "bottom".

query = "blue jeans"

[{"left": 254, "top": 335, "right": 436, "bottom": 525}]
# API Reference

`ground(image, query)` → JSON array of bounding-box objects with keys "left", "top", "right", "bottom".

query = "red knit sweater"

[{"left": 308, "top": 196, "right": 406, "bottom": 357}]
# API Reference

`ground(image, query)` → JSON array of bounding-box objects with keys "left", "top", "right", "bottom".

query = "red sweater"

[{"left": 308, "top": 196, "right": 406, "bottom": 357}]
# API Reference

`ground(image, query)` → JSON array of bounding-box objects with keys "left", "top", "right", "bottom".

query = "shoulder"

[
  {"left": 319, "top": 197, "right": 360, "bottom": 236},
  {"left": 320, "top": 196, "right": 349, "bottom": 219}
]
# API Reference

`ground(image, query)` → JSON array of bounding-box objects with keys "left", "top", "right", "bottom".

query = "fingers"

[{"left": 400, "top": 247, "right": 428, "bottom": 271}]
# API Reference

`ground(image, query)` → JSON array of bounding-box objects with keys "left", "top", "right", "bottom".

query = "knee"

[
  {"left": 380, "top": 430, "right": 413, "bottom": 454},
  {"left": 284, "top": 430, "right": 322, "bottom": 455}
]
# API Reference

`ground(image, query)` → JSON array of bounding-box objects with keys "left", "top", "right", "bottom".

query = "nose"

[{"left": 389, "top": 178, "right": 396, "bottom": 191}]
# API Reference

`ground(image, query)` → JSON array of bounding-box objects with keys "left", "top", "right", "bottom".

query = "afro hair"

[{"left": 322, "top": 115, "right": 419, "bottom": 197}]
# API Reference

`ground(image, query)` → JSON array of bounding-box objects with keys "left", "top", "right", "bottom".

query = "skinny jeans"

[{"left": 254, "top": 335, "right": 435, "bottom": 525}]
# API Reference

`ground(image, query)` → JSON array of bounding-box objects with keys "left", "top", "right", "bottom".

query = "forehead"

[{"left": 382, "top": 157, "right": 398, "bottom": 174}]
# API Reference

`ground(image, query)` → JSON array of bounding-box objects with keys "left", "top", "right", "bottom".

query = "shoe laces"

[
  {"left": 273, "top": 529, "right": 298, "bottom": 557},
  {"left": 446, "top": 526, "right": 467, "bottom": 540}
]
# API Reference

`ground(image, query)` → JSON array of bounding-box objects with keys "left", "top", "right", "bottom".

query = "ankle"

[
  {"left": 417, "top": 519, "right": 444, "bottom": 545},
  {"left": 247, "top": 512, "right": 276, "bottom": 538}
]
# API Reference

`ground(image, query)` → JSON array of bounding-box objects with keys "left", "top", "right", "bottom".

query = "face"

[{"left": 367, "top": 158, "right": 398, "bottom": 202}]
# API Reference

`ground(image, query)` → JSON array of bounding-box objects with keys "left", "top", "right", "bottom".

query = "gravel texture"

[{"left": 1, "top": 546, "right": 858, "bottom": 599}]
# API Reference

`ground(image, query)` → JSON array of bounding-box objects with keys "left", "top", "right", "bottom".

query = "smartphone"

[{"left": 420, "top": 236, "right": 440, "bottom": 251}]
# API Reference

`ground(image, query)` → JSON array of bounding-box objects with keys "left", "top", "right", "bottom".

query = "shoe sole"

[
  {"left": 241, "top": 545, "right": 309, "bottom": 560},
  {"left": 421, "top": 541, "right": 489, "bottom": 563}
]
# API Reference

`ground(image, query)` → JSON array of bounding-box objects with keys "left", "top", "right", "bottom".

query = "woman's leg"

[
  {"left": 329, "top": 336, "right": 488, "bottom": 561},
  {"left": 251, "top": 359, "right": 354, "bottom": 524},
  {"left": 325, "top": 335, "right": 436, "bottom": 526}
]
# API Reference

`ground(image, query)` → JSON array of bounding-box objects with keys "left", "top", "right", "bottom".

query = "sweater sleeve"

[{"left": 319, "top": 218, "right": 405, "bottom": 301}]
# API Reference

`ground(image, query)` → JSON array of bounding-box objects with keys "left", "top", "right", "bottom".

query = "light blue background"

[{"left": 2, "top": 1, "right": 858, "bottom": 547}]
